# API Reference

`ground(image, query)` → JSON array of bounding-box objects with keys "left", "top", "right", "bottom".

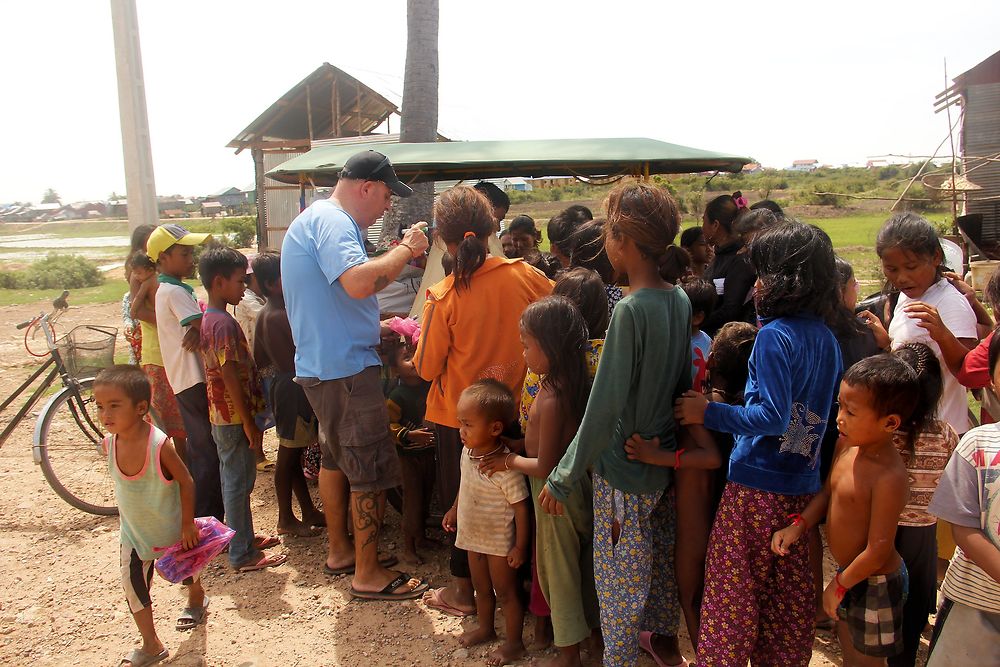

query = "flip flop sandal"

[
  {"left": 256, "top": 460, "right": 276, "bottom": 472},
  {"left": 422, "top": 588, "right": 475, "bottom": 617},
  {"left": 639, "top": 631, "right": 688, "bottom": 667},
  {"left": 253, "top": 535, "right": 281, "bottom": 550},
  {"left": 323, "top": 554, "right": 398, "bottom": 576},
  {"left": 236, "top": 552, "right": 288, "bottom": 572},
  {"left": 350, "top": 573, "right": 429, "bottom": 601},
  {"left": 118, "top": 647, "right": 169, "bottom": 667},
  {"left": 175, "top": 596, "right": 210, "bottom": 631}
]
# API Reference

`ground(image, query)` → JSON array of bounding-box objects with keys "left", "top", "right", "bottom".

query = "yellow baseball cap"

[{"left": 146, "top": 224, "right": 212, "bottom": 262}]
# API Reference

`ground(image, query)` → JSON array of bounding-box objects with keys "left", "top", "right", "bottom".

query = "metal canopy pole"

[{"left": 109, "top": 0, "right": 158, "bottom": 232}]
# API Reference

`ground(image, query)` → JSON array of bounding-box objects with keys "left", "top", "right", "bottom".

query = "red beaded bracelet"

[
  {"left": 788, "top": 513, "right": 809, "bottom": 530},
  {"left": 675, "top": 448, "right": 686, "bottom": 469}
]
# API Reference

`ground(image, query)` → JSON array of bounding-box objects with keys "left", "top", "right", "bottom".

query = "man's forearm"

[{"left": 341, "top": 245, "right": 413, "bottom": 299}]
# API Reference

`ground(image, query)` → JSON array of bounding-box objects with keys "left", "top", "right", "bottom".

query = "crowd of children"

[{"left": 106, "top": 174, "right": 1000, "bottom": 667}]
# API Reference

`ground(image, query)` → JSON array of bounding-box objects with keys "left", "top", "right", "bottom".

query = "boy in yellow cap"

[{"left": 148, "top": 224, "right": 225, "bottom": 521}]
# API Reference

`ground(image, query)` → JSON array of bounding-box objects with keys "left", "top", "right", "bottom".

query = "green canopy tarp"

[{"left": 265, "top": 137, "right": 752, "bottom": 185}]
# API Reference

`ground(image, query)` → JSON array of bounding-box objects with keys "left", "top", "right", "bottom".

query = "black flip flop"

[
  {"left": 350, "top": 573, "right": 429, "bottom": 601},
  {"left": 323, "top": 554, "right": 398, "bottom": 576}
]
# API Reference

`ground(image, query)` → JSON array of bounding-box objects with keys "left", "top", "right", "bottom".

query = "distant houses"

[
  {"left": 0, "top": 201, "right": 107, "bottom": 222},
  {"left": 789, "top": 159, "right": 819, "bottom": 172},
  {"left": 1, "top": 186, "right": 255, "bottom": 223}
]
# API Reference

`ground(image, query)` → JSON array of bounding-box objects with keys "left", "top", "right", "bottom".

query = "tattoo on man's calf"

[{"left": 354, "top": 491, "right": 381, "bottom": 548}]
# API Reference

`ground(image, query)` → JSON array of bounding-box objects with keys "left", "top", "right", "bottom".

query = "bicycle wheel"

[{"left": 34, "top": 378, "right": 118, "bottom": 516}]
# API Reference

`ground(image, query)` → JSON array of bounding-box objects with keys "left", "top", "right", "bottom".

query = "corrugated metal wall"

[
  {"left": 261, "top": 150, "right": 312, "bottom": 250},
  {"left": 964, "top": 83, "right": 1000, "bottom": 240}
]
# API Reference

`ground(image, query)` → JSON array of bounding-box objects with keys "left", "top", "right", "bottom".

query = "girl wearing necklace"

[{"left": 442, "top": 380, "right": 530, "bottom": 667}]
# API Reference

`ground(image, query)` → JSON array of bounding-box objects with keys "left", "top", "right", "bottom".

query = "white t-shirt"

[
  {"left": 455, "top": 446, "right": 529, "bottom": 558},
  {"left": 154, "top": 277, "right": 205, "bottom": 395},
  {"left": 927, "top": 424, "right": 1000, "bottom": 613},
  {"left": 235, "top": 291, "right": 264, "bottom": 353},
  {"left": 889, "top": 278, "right": 977, "bottom": 434}
]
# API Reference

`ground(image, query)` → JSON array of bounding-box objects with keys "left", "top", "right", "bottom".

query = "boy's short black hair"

[
  {"left": 508, "top": 215, "right": 537, "bottom": 235},
  {"left": 251, "top": 251, "right": 281, "bottom": 293},
  {"left": 680, "top": 277, "right": 717, "bottom": 319},
  {"left": 94, "top": 364, "right": 152, "bottom": 405},
  {"left": 473, "top": 181, "right": 510, "bottom": 211},
  {"left": 750, "top": 199, "right": 784, "bottom": 216},
  {"left": 842, "top": 354, "right": 924, "bottom": 434},
  {"left": 198, "top": 246, "right": 248, "bottom": 290},
  {"left": 461, "top": 378, "right": 515, "bottom": 426},
  {"left": 679, "top": 226, "right": 703, "bottom": 249},
  {"left": 129, "top": 252, "right": 156, "bottom": 272}
]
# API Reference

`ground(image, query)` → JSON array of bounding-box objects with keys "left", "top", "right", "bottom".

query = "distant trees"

[{"left": 41, "top": 189, "right": 61, "bottom": 204}]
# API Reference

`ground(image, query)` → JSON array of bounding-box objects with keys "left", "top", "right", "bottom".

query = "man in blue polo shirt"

[{"left": 281, "top": 150, "right": 430, "bottom": 601}]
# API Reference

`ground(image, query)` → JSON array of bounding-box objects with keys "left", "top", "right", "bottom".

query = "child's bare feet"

[
  {"left": 535, "top": 649, "right": 583, "bottom": 667},
  {"left": 459, "top": 624, "right": 497, "bottom": 648},
  {"left": 301, "top": 510, "right": 326, "bottom": 527},
  {"left": 400, "top": 547, "right": 423, "bottom": 566},
  {"left": 529, "top": 615, "right": 552, "bottom": 650},
  {"left": 487, "top": 639, "right": 526, "bottom": 666},
  {"left": 277, "top": 518, "right": 321, "bottom": 537}
]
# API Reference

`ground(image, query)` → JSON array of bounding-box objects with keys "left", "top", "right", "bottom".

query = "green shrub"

[
  {"left": 0, "top": 254, "right": 105, "bottom": 290},
  {"left": 221, "top": 216, "right": 256, "bottom": 248}
]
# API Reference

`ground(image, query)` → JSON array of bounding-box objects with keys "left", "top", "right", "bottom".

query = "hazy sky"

[{"left": 3, "top": 1, "right": 998, "bottom": 204}]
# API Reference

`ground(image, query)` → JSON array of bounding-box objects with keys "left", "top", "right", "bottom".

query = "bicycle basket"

[{"left": 56, "top": 325, "right": 118, "bottom": 378}]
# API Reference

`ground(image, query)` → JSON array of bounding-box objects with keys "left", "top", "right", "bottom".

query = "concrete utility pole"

[{"left": 110, "top": 0, "right": 158, "bottom": 232}]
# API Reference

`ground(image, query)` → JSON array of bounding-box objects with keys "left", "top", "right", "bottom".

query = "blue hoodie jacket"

[{"left": 704, "top": 315, "right": 842, "bottom": 495}]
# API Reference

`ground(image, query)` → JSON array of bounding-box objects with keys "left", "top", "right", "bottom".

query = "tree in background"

[
  {"left": 378, "top": 0, "right": 439, "bottom": 245},
  {"left": 41, "top": 189, "right": 61, "bottom": 204}
]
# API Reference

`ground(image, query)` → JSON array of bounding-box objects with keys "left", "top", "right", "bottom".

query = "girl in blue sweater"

[{"left": 675, "top": 222, "right": 846, "bottom": 667}]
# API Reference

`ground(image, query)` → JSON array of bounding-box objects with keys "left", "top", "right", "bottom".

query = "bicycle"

[{"left": 0, "top": 291, "right": 118, "bottom": 515}]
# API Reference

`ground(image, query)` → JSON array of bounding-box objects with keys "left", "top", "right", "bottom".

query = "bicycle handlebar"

[{"left": 14, "top": 290, "right": 70, "bottom": 332}]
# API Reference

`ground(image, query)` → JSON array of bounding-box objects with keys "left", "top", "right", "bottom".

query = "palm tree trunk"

[{"left": 379, "top": 0, "right": 439, "bottom": 246}]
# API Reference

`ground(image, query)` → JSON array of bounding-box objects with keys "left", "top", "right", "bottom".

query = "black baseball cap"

[{"left": 340, "top": 150, "right": 413, "bottom": 197}]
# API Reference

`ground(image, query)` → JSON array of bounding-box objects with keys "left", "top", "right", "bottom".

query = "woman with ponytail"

[
  {"left": 414, "top": 185, "right": 552, "bottom": 618},
  {"left": 702, "top": 191, "right": 756, "bottom": 335}
]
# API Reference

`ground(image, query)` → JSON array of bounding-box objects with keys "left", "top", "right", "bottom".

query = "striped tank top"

[{"left": 109, "top": 425, "right": 181, "bottom": 560}]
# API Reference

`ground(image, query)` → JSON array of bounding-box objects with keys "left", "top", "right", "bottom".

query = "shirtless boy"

[{"left": 773, "top": 355, "right": 923, "bottom": 666}]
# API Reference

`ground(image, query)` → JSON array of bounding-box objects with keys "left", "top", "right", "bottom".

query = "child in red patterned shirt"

[{"left": 198, "top": 247, "right": 286, "bottom": 573}]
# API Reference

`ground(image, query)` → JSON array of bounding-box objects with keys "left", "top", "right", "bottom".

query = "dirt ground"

[{"left": 0, "top": 298, "right": 846, "bottom": 666}]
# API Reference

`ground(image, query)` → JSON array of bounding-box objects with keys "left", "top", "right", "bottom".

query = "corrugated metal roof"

[
  {"left": 964, "top": 82, "right": 1000, "bottom": 239},
  {"left": 227, "top": 63, "right": 398, "bottom": 152}
]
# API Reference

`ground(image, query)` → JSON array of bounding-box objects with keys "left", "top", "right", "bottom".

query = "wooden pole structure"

[
  {"left": 306, "top": 83, "right": 314, "bottom": 143},
  {"left": 943, "top": 59, "right": 960, "bottom": 228},
  {"left": 356, "top": 80, "right": 362, "bottom": 136},
  {"left": 251, "top": 147, "right": 266, "bottom": 249},
  {"left": 109, "top": 0, "right": 158, "bottom": 232},
  {"left": 331, "top": 77, "right": 339, "bottom": 137}
]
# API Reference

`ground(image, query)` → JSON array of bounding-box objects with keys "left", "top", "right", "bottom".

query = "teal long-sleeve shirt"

[{"left": 546, "top": 287, "right": 692, "bottom": 500}]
